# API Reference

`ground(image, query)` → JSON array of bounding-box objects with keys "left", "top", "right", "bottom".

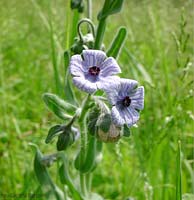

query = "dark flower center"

[
  {"left": 122, "top": 96, "right": 131, "bottom": 107},
  {"left": 89, "top": 66, "right": 100, "bottom": 76}
]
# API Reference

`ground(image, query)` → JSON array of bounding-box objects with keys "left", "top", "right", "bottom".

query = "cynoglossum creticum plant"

[{"left": 30, "top": 0, "right": 144, "bottom": 199}]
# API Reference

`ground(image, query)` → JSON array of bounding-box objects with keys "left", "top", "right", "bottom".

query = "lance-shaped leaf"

[
  {"left": 64, "top": 51, "right": 77, "bottom": 105},
  {"left": 58, "top": 154, "right": 83, "bottom": 200},
  {"left": 107, "top": 27, "right": 127, "bottom": 59},
  {"left": 80, "top": 134, "right": 103, "bottom": 174},
  {"left": 41, "top": 153, "right": 58, "bottom": 167},
  {"left": 29, "top": 143, "right": 64, "bottom": 200},
  {"left": 43, "top": 93, "right": 77, "bottom": 120},
  {"left": 98, "top": 0, "right": 124, "bottom": 20}
]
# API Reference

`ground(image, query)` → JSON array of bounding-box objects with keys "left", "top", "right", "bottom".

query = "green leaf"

[
  {"left": 64, "top": 51, "right": 77, "bottom": 105},
  {"left": 98, "top": 0, "right": 124, "bottom": 20},
  {"left": 89, "top": 140, "right": 103, "bottom": 172},
  {"left": 64, "top": 78, "right": 77, "bottom": 105},
  {"left": 97, "top": 113, "right": 112, "bottom": 133},
  {"left": 64, "top": 51, "right": 70, "bottom": 78},
  {"left": 74, "top": 149, "right": 85, "bottom": 171},
  {"left": 41, "top": 153, "right": 58, "bottom": 167},
  {"left": 123, "top": 124, "right": 131, "bottom": 137},
  {"left": 29, "top": 143, "right": 64, "bottom": 200},
  {"left": 80, "top": 135, "right": 97, "bottom": 173},
  {"left": 33, "top": 147, "right": 52, "bottom": 186},
  {"left": 58, "top": 154, "right": 83, "bottom": 200},
  {"left": 45, "top": 125, "right": 63, "bottom": 144},
  {"left": 43, "top": 93, "right": 77, "bottom": 120},
  {"left": 107, "top": 27, "right": 127, "bottom": 59}
]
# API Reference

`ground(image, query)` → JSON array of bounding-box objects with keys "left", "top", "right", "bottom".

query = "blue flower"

[
  {"left": 105, "top": 79, "right": 144, "bottom": 127},
  {"left": 69, "top": 50, "right": 121, "bottom": 93}
]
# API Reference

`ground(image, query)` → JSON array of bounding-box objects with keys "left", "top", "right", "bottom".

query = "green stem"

[
  {"left": 86, "top": 173, "right": 92, "bottom": 193},
  {"left": 94, "top": 0, "right": 110, "bottom": 49},
  {"left": 78, "top": 94, "right": 90, "bottom": 197},
  {"left": 176, "top": 140, "right": 182, "bottom": 200},
  {"left": 80, "top": 173, "right": 88, "bottom": 197},
  {"left": 70, "top": 10, "right": 80, "bottom": 46},
  {"left": 94, "top": 18, "right": 106, "bottom": 49},
  {"left": 79, "top": 94, "right": 91, "bottom": 121},
  {"left": 87, "top": 0, "right": 92, "bottom": 20}
]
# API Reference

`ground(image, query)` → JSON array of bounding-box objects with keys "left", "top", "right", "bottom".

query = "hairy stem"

[{"left": 78, "top": 94, "right": 90, "bottom": 196}]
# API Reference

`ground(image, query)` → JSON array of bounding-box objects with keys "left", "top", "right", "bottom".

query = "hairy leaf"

[
  {"left": 43, "top": 93, "right": 77, "bottom": 120},
  {"left": 107, "top": 27, "right": 127, "bottom": 59}
]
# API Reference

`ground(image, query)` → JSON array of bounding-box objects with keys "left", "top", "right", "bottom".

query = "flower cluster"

[{"left": 69, "top": 50, "right": 144, "bottom": 128}]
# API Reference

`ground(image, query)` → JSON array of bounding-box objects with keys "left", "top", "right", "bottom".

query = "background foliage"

[{"left": 0, "top": 0, "right": 193, "bottom": 199}]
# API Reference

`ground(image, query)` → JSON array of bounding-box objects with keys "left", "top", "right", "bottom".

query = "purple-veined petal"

[
  {"left": 123, "top": 107, "right": 139, "bottom": 127},
  {"left": 73, "top": 76, "right": 97, "bottom": 94},
  {"left": 69, "top": 55, "right": 86, "bottom": 76},
  {"left": 82, "top": 50, "right": 106, "bottom": 67},
  {"left": 111, "top": 106, "right": 125, "bottom": 126},
  {"left": 100, "top": 57, "right": 121, "bottom": 77},
  {"left": 99, "top": 76, "right": 121, "bottom": 105},
  {"left": 131, "top": 86, "right": 144, "bottom": 110},
  {"left": 119, "top": 78, "right": 138, "bottom": 97},
  {"left": 104, "top": 78, "right": 138, "bottom": 105}
]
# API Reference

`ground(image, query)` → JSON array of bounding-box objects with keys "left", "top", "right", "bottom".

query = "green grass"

[{"left": 0, "top": 0, "right": 193, "bottom": 199}]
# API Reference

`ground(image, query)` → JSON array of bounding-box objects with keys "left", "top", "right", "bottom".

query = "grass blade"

[{"left": 176, "top": 140, "right": 182, "bottom": 200}]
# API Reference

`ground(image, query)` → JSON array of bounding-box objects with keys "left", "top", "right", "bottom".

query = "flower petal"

[
  {"left": 69, "top": 55, "right": 86, "bottom": 76},
  {"left": 123, "top": 108, "right": 139, "bottom": 127},
  {"left": 82, "top": 50, "right": 106, "bottom": 67},
  {"left": 100, "top": 57, "right": 121, "bottom": 77},
  {"left": 100, "top": 76, "right": 121, "bottom": 105},
  {"left": 97, "top": 76, "right": 120, "bottom": 90},
  {"left": 131, "top": 86, "right": 144, "bottom": 110},
  {"left": 73, "top": 76, "right": 97, "bottom": 94},
  {"left": 119, "top": 78, "right": 138, "bottom": 97},
  {"left": 111, "top": 106, "right": 125, "bottom": 126}
]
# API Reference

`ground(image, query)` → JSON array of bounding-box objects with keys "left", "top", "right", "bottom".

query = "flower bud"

[
  {"left": 98, "top": 123, "right": 121, "bottom": 143},
  {"left": 71, "top": 33, "right": 95, "bottom": 54},
  {"left": 97, "top": 113, "right": 121, "bottom": 142},
  {"left": 71, "top": 0, "right": 84, "bottom": 13},
  {"left": 56, "top": 126, "right": 80, "bottom": 151}
]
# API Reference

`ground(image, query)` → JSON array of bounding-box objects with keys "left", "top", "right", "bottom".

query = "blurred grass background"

[{"left": 0, "top": 0, "right": 193, "bottom": 199}]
